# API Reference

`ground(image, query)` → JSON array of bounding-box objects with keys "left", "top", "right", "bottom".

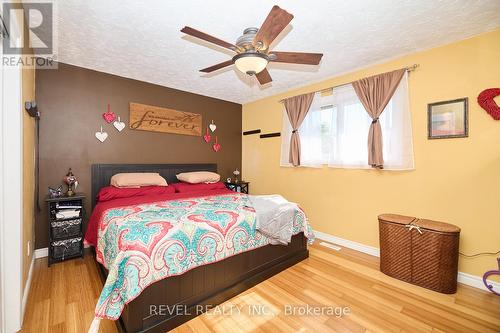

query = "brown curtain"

[
  {"left": 352, "top": 69, "right": 406, "bottom": 168},
  {"left": 283, "top": 92, "right": 315, "bottom": 166}
]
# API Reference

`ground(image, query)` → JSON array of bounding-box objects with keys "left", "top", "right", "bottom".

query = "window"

[{"left": 281, "top": 73, "right": 414, "bottom": 170}]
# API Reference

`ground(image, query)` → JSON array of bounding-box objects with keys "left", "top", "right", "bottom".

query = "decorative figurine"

[
  {"left": 48, "top": 185, "right": 63, "bottom": 198},
  {"left": 233, "top": 169, "right": 240, "bottom": 183},
  {"left": 63, "top": 168, "right": 79, "bottom": 197}
]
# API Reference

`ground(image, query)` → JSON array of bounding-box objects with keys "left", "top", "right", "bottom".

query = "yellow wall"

[
  {"left": 15, "top": 0, "right": 37, "bottom": 290},
  {"left": 22, "top": 66, "right": 36, "bottom": 288},
  {"left": 242, "top": 29, "right": 500, "bottom": 279}
]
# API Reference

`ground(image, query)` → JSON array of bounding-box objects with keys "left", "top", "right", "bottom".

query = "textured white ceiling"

[{"left": 55, "top": 0, "right": 500, "bottom": 104}]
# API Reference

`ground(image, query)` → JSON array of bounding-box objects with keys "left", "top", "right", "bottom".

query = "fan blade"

[
  {"left": 253, "top": 6, "right": 293, "bottom": 50},
  {"left": 181, "top": 26, "right": 238, "bottom": 51},
  {"left": 200, "top": 60, "right": 233, "bottom": 73},
  {"left": 269, "top": 51, "right": 323, "bottom": 65},
  {"left": 255, "top": 69, "right": 272, "bottom": 85}
]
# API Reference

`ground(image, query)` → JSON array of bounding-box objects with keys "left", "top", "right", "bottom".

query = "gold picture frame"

[{"left": 427, "top": 98, "right": 468, "bottom": 139}]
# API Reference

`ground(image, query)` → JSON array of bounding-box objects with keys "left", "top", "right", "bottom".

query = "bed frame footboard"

[{"left": 96, "top": 232, "right": 308, "bottom": 333}]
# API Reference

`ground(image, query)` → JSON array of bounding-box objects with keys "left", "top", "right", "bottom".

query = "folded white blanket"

[{"left": 248, "top": 195, "right": 299, "bottom": 245}]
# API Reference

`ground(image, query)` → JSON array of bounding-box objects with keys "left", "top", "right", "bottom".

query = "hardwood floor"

[{"left": 21, "top": 242, "right": 500, "bottom": 333}]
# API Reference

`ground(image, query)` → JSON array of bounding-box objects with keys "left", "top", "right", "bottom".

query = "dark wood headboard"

[{"left": 91, "top": 163, "right": 217, "bottom": 208}]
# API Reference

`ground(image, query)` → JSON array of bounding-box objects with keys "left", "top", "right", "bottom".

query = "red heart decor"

[
  {"left": 213, "top": 136, "right": 221, "bottom": 152},
  {"left": 203, "top": 126, "right": 211, "bottom": 142},
  {"left": 103, "top": 104, "right": 116, "bottom": 123},
  {"left": 478, "top": 88, "right": 500, "bottom": 120}
]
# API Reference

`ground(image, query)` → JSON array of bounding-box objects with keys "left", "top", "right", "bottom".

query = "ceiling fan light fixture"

[
  {"left": 181, "top": 6, "right": 323, "bottom": 86},
  {"left": 233, "top": 52, "right": 269, "bottom": 75}
]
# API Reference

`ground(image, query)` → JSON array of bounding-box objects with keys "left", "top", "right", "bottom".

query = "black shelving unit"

[
  {"left": 224, "top": 181, "right": 249, "bottom": 194},
  {"left": 45, "top": 193, "right": 85, "bottom": 266}
]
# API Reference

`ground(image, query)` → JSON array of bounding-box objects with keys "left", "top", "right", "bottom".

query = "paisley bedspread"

[{"left": 94, "top": 192, "right": 313, "bottom": 320}]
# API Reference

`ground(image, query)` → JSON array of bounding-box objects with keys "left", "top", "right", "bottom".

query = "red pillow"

[
  {"left": 96, "top": 185, "right": 175, "bottom": 202},
  {"left": 172, "top": 182, "right": 226, "bottom": 193}
]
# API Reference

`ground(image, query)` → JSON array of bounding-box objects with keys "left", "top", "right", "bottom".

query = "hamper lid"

[
  {"left": 416, "top": 218, "right": 460, "bottom": 233},
  {"left": 378, "top": 214, "right": 460, "bottom": 233},
  {"left": 378, "top": 214, "right": 416, "bottom": 225}
]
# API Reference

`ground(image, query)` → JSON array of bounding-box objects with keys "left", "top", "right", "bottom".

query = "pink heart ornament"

[
  {"left": 203, "top": 133, "right": 211, "bottom": 143},
  {"left": 103, "top": 111, "right": 116, "bottom": 123},
  {"left": 203, "top": 126, "right": 211, "bottom": 142},
  {"left": 213, "top": 142, "right": 221, "bottom": 152}
]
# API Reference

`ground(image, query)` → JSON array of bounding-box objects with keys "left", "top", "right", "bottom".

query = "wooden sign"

[{"left": 129, "top": 102, "right": 202, "bottom": 136}]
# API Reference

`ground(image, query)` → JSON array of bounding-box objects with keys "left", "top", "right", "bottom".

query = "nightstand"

[
  {"left": 45, "top": 194, "right": 85, "bottom": 266},
  {"left": 225, "top": 181, "right": 249, "bottom": 194}
]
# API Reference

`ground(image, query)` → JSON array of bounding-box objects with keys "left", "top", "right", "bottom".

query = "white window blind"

[{"left": 281, "top": 73, "right": 414, "bottom": 170}]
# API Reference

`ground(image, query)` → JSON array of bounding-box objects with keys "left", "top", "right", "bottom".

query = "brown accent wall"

[{"left": 35, "top": 63, "right": 242, "bottom": 249}]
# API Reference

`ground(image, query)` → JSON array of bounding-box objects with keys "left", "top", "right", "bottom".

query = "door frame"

[{"left": 0, "top": 3, "right": 24, "bottom": 331}]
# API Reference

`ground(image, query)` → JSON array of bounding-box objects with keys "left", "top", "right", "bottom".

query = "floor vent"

[{"left": 319, "top": 241, "right": 341, "bottom": 251}]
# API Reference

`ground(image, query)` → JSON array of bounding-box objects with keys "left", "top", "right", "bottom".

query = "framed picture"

[{"left": 427, "top": 98, "right": 468, "bottom": 139}]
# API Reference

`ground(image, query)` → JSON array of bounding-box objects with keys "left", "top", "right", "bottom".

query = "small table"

[{"left": 224, "top": 181, "right": 249, "bottom": 194}]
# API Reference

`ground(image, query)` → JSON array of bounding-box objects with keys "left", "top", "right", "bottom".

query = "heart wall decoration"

[
  {"left": 478, "top": 88, "right": 500, "bottom": 120},
  {"left": 203, "top": 126, "right": 211, "bottom": 143},
  {"left": 103, "top": 104, "right": 117, "bottom": 123},
  {"left": 209, "top": 120, "right": 217, "bottom": 132},
  {"left": 95, "top": 126, "right": 108, "bottom": 143},
  {"left": 113, "top": 116, "right": 125, "bottom": 132},
  {"left": 213, "top": 136, "right": 221, "bottom": 152}
]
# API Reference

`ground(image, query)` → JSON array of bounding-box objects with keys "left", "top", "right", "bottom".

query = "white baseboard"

[
  {"left": 314, "top": 230, "right": 380, "bottom": 257},
  {"left": 21, "top": 256, "right": 35, "bottom": 321},
  {"left": 313, "top": 230, "right": 500, "bottom": 294},
  {"left": 457, "top": 271, "right": 500, "bottom": 292},
  {"left": 34, "top": 247, "right": 48, "bottom": 259}
]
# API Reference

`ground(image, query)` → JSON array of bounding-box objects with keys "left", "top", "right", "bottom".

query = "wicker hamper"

[{"left": 378, "top": 214, "right": 460, "bottom": 294}]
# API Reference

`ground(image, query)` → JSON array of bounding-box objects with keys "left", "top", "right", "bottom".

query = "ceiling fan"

[{"left": 180, "top": 5, "right": 323, "bottom": 85}]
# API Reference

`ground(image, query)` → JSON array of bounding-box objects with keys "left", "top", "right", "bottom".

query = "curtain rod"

[{"left": 278, "top": 64, "right": 419, "bottom": 103}]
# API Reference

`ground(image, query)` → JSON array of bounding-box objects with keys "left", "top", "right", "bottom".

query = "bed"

[{"left": 88, "top": 163, "right": 312, "bottom": 333}]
